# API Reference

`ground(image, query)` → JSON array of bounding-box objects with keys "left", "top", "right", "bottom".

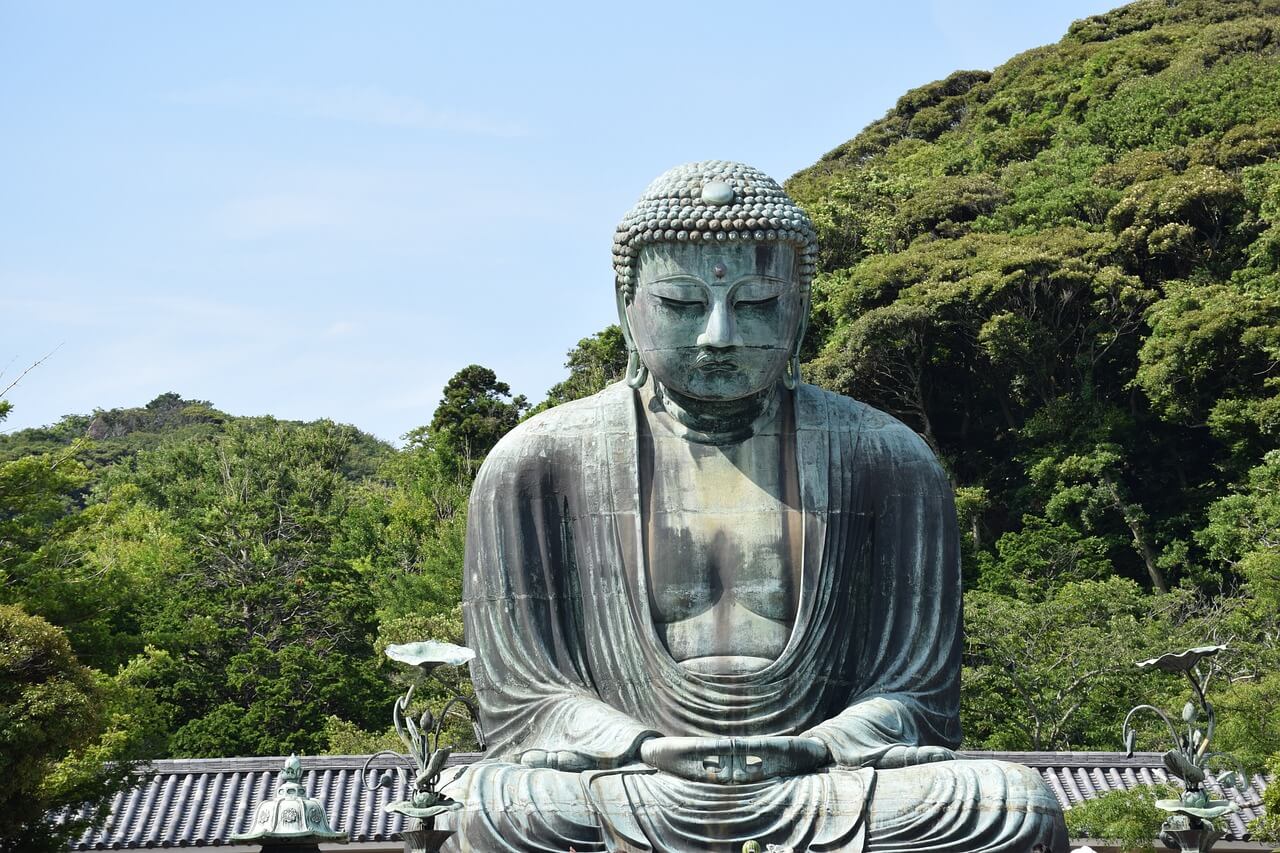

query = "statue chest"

[{"left": 639, "top": 427, "right": 803, "bottom": 671}]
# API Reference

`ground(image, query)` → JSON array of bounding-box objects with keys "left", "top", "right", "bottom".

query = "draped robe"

[{"left": 442, "top": 382, "right": 1067, "bottom": 852}]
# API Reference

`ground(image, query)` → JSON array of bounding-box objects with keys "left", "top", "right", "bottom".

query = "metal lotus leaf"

[
  {"left": 1137, "top": 645, "right": 1225, "bottom": 673},
  {"left": 1155, "top": 796, "right": 1238, "bottom": 821},
  {"left": 385, "top": 641, "right": 476, "bottom": 674},
  {"left": 385, "top": 790, "right": 463, "bottom": 821}
]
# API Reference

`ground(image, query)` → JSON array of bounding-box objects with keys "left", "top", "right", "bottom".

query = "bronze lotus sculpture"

[
  {"left": 365, "top": 641, "right": 481, "bottom": 853},
  {"left": 1125, "top": 645, "right": 1245, "bottom": 853}
]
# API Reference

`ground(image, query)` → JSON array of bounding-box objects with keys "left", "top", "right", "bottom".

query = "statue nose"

[{"left": 696, "top": 299, "right": 742, "bottom": 349}]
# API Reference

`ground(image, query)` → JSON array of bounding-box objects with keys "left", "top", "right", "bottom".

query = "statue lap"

[{"left": 441, "top": 758, "right": 1066, "bottom": 852}]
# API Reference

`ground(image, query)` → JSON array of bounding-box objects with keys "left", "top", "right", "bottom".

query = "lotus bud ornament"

[
  {"left": 1121, "top": 645, "right": 1245, "bottom": 853},
  {"left": 360, "top": 640, "right": 484, "bottom": 853}
]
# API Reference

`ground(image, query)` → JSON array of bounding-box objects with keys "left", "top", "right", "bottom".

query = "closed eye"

[
  {"left": 657, "top": 296, "right": 705, "bottom": 308},
  {"left": 735, "top": 295, "right": 779, "bottom": 307}
]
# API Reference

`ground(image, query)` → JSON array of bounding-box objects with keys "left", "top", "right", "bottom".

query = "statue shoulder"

[
  {"left": 796, "top": 383, "right": 941, "bottom": 469},
  {"left": 473, "top": 383, "right": 631, "bottom": 484}
]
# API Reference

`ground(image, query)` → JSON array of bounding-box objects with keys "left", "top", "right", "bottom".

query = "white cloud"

[{"left": 176, "top": 83, "right": 530, "bottom": 138}]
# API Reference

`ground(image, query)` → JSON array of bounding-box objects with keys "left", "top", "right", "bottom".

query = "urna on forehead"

[
  {"left": 637, "top": 241, "right": 798, "bottom": 283},
  {"left": 612, "top": 160, "right": 818, "bottom": 295}
]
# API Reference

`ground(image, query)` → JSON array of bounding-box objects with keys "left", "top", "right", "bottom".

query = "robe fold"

[{"left": 444, "top": 382, "right": 1065, "bottom": 852}]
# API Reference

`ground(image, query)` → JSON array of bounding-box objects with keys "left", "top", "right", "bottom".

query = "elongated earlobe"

[
  {"left": 617, "top": 288, "right": 648, "bottom": 389},
  {"left": 783, "top": 352, "right": 800, "bottom": 390},
  {"left": 784, "top": 299, "right": 809, "bottom": 391},
  {"left": 625, "top": 349, "right": 649, "bottom": 389}
]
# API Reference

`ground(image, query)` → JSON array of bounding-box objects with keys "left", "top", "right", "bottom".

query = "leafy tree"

[
  {"left": 539, "top": 325, "right": 628, "bottom": 410},
  {"left": 1195, "top": 452, "right": 1280, "bottom": 769},
  {"left": 430, "top": 365, "right": 528, "bottom": 462},
  {"left": 975, "top": 515, "right": 1113, "bottom": 598},
  {"left": 346, "top": 426, "right": 470, "bottom": 629},
  {"left": 1136, "top": 280, "right": 1280, "bottom": 464},
  {"left": 788, "top": 0, "right": 1280, "bottom": 749},
  {"left": 1063, "top": 783, "right": 1179, "bottom": 853},
  {"left": 0, "top": 417, "right": 148, "bottom": 671},
  {"left": 1200, "top": 450, "right": 1280, "bottom": 611},
  {"left": 1106, "top": 166, "right": 1246, "bottom": 278},
  {"left": 1251, "top": 752, "right": 1280, "bottom": 844},
  {"left": 0, "top": 605, "right": 119, "bottom": 852},
  {"left": 108, "top": 419, "right": 390, "bottom": 756},
  {"left": 963, "top": 578, "right": 1195, "bottom": 751},
  {"left": 0, "top": 445, "right": 90, "bottom": 601}
]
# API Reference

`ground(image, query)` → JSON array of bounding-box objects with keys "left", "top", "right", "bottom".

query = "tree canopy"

[{"left": 785, "top": 0, "right": 1280, "bottom": 755}]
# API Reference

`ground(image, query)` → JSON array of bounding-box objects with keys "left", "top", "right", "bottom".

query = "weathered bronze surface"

[
  {"left": 231, "top": 755, "right": 347, "bottom": 849},
  {"left": 441, "top": 161, "right": 1068, "bottom": 852},
  {"left": 1124, "top": 645, "right": 1244, "bottom": 853}
]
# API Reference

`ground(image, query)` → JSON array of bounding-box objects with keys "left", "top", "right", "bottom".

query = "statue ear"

[
  {"left": 784, "top": 290, "right": 810, "bottom": 391},
  {"left": 616, "top": 288, "right": 648, "bottom": 389}
]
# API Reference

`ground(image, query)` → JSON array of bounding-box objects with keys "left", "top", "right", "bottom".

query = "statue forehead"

[{"left": 637, "top": 242, "right": 798, "bottom": 282}]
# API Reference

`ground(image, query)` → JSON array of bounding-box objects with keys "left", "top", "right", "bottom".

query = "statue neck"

[{"left": 651, "top": 380, "right": 782, "bottom": 445}]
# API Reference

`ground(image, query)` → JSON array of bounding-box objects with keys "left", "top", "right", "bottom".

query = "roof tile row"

[{"left": 70, "top": 751, "right": 1270, "bottom": 850}]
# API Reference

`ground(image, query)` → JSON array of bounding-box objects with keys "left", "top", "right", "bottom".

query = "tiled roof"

[
  {"left": 68, "top": 751, "right": 1271, "bottom": 850},
  {"left": 979, "top": 751, "right": 1270, "bottom": 843}
]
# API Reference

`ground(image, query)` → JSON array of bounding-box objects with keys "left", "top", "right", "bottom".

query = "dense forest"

[
  {"left": 786, "top": 0, "right": 1280, "bottom": 763},
  {"left": 2, "top": 0, "right": 1277, "bottom": 847}
]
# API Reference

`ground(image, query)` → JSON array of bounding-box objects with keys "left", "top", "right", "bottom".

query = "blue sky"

[{"left": 1, "top": 1, "right": 1115, "bottom": 443}]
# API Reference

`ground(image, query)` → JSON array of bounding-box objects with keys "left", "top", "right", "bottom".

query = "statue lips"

[{"left": 695, "top": 352, "right": 739, "bottom": 374}]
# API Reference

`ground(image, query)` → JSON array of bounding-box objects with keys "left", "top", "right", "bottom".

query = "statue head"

[{"left": 613, "top": 161, "right": 817, "bottom": 401}]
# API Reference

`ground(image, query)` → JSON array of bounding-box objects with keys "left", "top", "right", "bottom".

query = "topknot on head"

[{"left": 612, "top": 160, "right": 818, "bottom": 297}]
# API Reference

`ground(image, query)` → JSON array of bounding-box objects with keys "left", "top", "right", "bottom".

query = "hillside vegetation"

[
  {"left": 0, "top": 378, "right": 519, "bottom": 849},
  {"left": 786, "top": 0, "right": 1279, "bottom": 766}
]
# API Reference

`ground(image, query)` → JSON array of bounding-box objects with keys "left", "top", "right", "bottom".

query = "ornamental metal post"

[
  {"left": 362, "top": 641, "right": 484, "bottom": 853},
  {"left": 1122, "top": 645, "right": 1245, "bottom": 853}
]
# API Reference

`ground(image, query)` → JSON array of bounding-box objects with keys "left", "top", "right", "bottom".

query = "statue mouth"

[{"left": 696, "top": 354, "right": 738, "bottom": 373}]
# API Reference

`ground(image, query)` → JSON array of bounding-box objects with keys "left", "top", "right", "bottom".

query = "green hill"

[
  {"left": 0, "top": 391, "right": 393, "bottom": 478},
  {"left": 787, "top": 0, "right": 1279, "bottom": 592},
  {"left": 783, "top": 0, "right": 1279, "bottom": 763},
  {"left": 3, "top": 3, "right": 1278, "bottom": 845}
]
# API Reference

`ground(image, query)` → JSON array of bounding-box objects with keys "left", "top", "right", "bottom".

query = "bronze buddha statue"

[{"left": 441, "top": 161, "right": 1067, "bottom": 852}]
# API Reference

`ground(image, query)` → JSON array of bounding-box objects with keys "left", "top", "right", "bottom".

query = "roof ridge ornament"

[{"left": 230, "top": 754, "right": 347, "bottom": 851}]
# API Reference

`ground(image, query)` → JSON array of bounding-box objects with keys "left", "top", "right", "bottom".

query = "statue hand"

[
  {"left": 517, "top": 749, "right": 599, "bottom": 772},
  {"left": 640, "top": 736, "right": 830, "bottom": 784},
  {"left": 866, "top": 744, "right": 956, "bottom": 769}
]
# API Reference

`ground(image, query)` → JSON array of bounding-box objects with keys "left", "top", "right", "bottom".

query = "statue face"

[{"left": 626, "top": 242, "right": 803, "bottom": 401}]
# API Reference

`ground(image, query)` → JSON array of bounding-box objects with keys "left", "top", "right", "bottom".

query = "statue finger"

[
  {"left": 917, "top": 746, "right": 956, "bottom": 764},
  {"left": 519, "top": 749, "right": 548, "bottom": 768},
  {"left": 870, "top": 745, "right": 914, "bottom": 768},
  {"left": 555, "top": 750, "right": 594, "bottom": 772}
]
